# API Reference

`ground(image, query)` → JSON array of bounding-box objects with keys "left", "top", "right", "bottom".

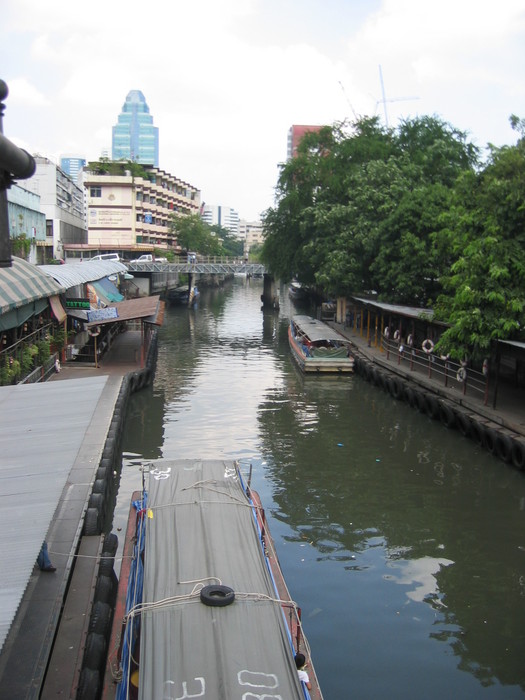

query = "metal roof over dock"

[{"left": 0, "top": 376, "right": 109, "bottom": 654}]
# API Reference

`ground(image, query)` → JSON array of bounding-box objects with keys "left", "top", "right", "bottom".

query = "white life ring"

[
  {"left": 407, "top": 334, "right": 414, "bottom": 346},
  {"left": 384, "top": 327, "right": 390, "bottom": 339},
  {"left": 393, "top": 329, "right": 401, "bottom": 341},
  {"left": 422, "top": 338, "right": 434, "bottom": 354},
  {"left": 456, "top": 367, "right": 467, "bottom": 382},
  {"left": 482, "top": 358, "right": 489, "bottom": 376}
]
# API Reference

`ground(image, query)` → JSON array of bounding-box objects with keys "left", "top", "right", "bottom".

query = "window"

[{"left": 90, "top": 187, "right": 101, "bottom": 197}]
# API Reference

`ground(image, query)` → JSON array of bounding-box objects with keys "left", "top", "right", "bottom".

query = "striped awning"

[{"left": 0, "top": 257, "right": 65, "bottom": 315}]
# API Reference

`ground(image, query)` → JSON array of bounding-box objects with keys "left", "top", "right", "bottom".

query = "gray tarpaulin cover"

[{"left": 139, "top": 459, "right": 304, "bottom": 699}]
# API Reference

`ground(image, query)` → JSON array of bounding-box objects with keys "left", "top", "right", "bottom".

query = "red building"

[{"left": 287, "top": 124, "right": 324, "bottom": 160}]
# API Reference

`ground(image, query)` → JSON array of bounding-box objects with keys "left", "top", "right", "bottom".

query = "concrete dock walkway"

[
  {"left": 0, "top": 331, "right": 144, "bottom": 699},
  {"left": 331, "top": 321, "right": 525, "bottom": 439}
]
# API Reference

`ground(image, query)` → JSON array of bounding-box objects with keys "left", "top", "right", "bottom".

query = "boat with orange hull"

[
  {"left": 289, "top": 315, "right": 354, "bottom": 374},
  {"left": 101, "top": 459, "right": 323, "bottom": 700}
]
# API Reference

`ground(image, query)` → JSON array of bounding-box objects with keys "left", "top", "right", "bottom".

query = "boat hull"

[
  {"left": 288, "top": 320, "right": 354, "bottom": 374},
  {"left": 102, "top": 460, "right": 323, "bottom": 700}
]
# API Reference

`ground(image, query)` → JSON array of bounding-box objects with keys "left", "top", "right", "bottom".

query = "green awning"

[{"left": 0, "top": 257, "right": 65, "bottom": 315}]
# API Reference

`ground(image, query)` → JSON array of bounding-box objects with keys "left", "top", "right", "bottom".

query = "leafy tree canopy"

[{"left": 262, "top": 112, "right": 525, "bottom": 356}]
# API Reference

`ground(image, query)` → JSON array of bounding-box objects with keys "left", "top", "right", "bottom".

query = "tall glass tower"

[{"left": 112, "top": 90, "right": 159, "bottom": 166}]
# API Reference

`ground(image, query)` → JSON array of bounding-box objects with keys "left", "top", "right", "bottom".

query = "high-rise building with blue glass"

[{"left": 112, "top": 90, "right": 159, "bottom": 166}]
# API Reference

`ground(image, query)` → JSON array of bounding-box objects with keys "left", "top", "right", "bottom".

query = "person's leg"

[{"left": 37, "top": 541, "right": 55, "bottom": 571}]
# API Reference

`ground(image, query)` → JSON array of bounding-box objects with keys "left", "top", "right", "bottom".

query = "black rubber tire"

[
  {"left": 403, "top": 385, "right": 414, "bottom": 405},
  {"left": 511, "top": 439, "right": 525, "bottom": 470},
  {"left": 88, "top": 601, "right": 112, "bottom": 636},
  {"left": 98, "top": 552, "right": 115, "bottom": 577},
  {"left": 483, "top": 426, "right": 498, "bottom": 454},
  {"left": 470, "top": 420, "right": 486, "bottom": 446},
  {"left": 414, "top": 390, "right": 427, "bottom": 414},
  {"left": 200, "top": 585, "right": 235, "bottom": 607},
  {"left": 103, "top": 532, "right": 118, "bottom": 556},
  {"left": 94, "top": 574, "right": 114, "bottom": 604},
  {"left": 390, "top": 377, "right": 402, "bottom": 400},
  {"left": 495, "top": 432, "right": 513, "bottom": 463},
  {"left": 76, "top": 668, "right": 100, "bottom": 700},
  {"left": 439, "top": 401, "right": 456, "bottom": 429},
  {"left": 84, "top": 507, "right": 100, "bottom": 536},
  {"left": 96, "top": 466, "right": 109, "bottom": 481},
  {"left": 88, "top": 492, "right": 104, "bottom": 511},
  {"left": 92, "top": 478, "right": 106, "bottom": 495},
  {"left": 83, "top": 632, "right": 106, "bottom": 671},
  {"left": 424, "top": 395, "right": 440, "bottom": 420},
  {"left": 379, "top": 373, "right": 389, "bottom": 392},
  {"left": 456, "top": 412, "right": 471, "bottom": 437}
]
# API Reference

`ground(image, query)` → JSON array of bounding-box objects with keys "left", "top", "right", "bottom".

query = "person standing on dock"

[{"left": 37, "top": 541, "right": 56, "bottom": 572}]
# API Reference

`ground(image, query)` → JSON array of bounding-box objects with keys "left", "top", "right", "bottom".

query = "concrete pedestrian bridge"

[{"left": 126, "top": 257, "right": 266, "bottom": 276}]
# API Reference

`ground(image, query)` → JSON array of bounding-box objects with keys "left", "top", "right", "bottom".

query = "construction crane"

[{"left": 377, "top": 65, "right": 419, "bottom": 127}]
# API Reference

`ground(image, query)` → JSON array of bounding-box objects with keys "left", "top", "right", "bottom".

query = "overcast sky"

[{"left": 2, "top": 0, "right": 525, "bottom": 221}]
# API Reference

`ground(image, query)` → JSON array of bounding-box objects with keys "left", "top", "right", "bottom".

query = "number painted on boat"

[
  {"left": 150, "top": 466, "right": 172, "bottom": 480},
  {"left": 238, "top": 669, "right": 282, "bottom": 697},
  {"left": 162, "top": 671, "right": 282, "bottom": 699},
  {"left": 163, "top": 676, "right": 205, "bottom": 698}
]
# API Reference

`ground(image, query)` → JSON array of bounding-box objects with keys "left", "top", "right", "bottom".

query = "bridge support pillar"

[{"left": 261, "top": 274, "right": 279, "bottom": 309}]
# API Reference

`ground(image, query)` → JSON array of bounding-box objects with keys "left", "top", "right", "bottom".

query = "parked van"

[{"left": 91, "top": 253, "right": 121, "bottom": 262}]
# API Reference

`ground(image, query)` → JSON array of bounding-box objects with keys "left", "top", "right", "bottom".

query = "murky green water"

[{"left": 118, "top": 276, "right": 525, "bottom": 699}]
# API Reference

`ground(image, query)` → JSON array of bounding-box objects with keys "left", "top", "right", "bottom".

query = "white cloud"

[{"left": 2, "top": 0, "right": 524, "bottom": 219}]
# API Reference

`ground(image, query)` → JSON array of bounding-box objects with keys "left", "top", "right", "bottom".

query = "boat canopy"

[
  {"left": 138, "top": 459, "right": 305, "bottom": 699},
  {"left": 292, "top": 315, "right": 347, "bottom": 343}
]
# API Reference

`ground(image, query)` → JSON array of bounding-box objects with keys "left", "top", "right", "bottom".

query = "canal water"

[{"left": 117, "top": 276, "right": 525, "bottom": 699}]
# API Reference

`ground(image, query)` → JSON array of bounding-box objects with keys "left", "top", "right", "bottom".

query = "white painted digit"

[
  {"left": 238, "top": 669, "right": 282, "bottom": 698},
  {"left": 238, "top": 670, "right": 279, "bottom": 689},
  {"left": 150, "top": 467, "right": 172, "bottom": 480},
  {"left": 172, "top": 676, "right": 205, "bottom": 699}
]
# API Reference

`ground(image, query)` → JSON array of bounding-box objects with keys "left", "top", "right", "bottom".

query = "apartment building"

[
  {"left": 24, "top": 156, "right": 87, "bottom": 260},
  {"left": 80, "top": 162, "right": 200, "bottom": 257},
  {"left": 239, "top": 219, "right": 264, "bottom": 255}
]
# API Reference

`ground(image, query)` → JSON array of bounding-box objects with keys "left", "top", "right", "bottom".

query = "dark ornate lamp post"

[{"left": 0, "top": 79, "right": 36, "bottom": 267}]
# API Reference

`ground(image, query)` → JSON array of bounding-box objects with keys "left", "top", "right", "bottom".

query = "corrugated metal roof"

[
  {"left": 0, "top": 376, "right": 108, "bottom": 653},
  {"left": 498, "top": 339, "right": 525, "bottom": 350},
  {"left": 292, "top": 315, "right": 350, "bottom": 343},
  {"left": 352, "top": 296, "right": 435, "bottom": 321},
  {"left": 39, "top": 260, "right": 128, "bottom": 287},
  {"left": 139, "top": 460, "right": 306, "bottom": 699},
  {"left": 0, "top": 257, "right": 65, "bottom": 315}
]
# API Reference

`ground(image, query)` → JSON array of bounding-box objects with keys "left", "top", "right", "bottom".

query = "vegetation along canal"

[{"left": 114, "top": 276, "right": 525, "bottom": 700}]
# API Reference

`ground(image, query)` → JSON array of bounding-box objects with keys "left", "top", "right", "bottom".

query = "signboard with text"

[{"left": 87, "top": 307, "right": 119, "bottom": 322}]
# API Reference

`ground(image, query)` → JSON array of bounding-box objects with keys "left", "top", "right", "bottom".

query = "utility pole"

[{"left": 0, "top": 79, "right": 36, "bottom": 267}]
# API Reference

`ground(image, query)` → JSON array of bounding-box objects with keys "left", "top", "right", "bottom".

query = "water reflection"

[{"left": 118, "top": 278, "right": 525, "bottom": 699}]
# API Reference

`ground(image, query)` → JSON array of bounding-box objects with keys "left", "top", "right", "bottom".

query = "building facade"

[
  {"left": 239, "top": 219, "right": 264, "bottom": 256},
  {"left": 6, "top": 184, "right": 47, "bottom": 264},
  {"left": 287, "top": 125, "right": 324, "bottom": 160},
  {"left": 201, "top": 204, "right": 240, "bottom": 236},
  {"left": 24, "top": 156, "right": 87, "bottom": 261},
  {"left": 112, "top": 90, "right": 159, "bottom": 167},
  {"left": 60, "top": 155, "right": 86, "bottom": 184},
  {"left": 79, "top": 163, "right": 200, "bottom": 258}
]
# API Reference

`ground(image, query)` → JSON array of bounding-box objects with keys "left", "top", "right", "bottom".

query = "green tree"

[
  {"left": 170, "top": 214, "right": 222, "bottom": 256},
  {"left": 434, "top": 125, "right": 525, "bottom": 360}
]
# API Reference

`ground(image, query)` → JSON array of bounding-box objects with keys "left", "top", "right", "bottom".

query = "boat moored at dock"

[
  {"left": 102, "top": 459, "right": 323, "bottom": 700},
  {"left": 288, "top": 315, "right": 354, "bottom": 374}
]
